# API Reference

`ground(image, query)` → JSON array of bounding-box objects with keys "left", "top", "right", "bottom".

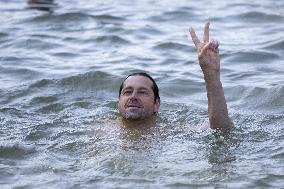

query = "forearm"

[
  {"left": 189, "top": 22, "right": 231, "bottom": 129},
  {"left": 203, "top": 70, "right": 231, "bottom": 129}
]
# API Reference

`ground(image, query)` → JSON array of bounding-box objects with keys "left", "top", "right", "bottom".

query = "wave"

[
  {"left": 57, "top": 71, "right": 119, "bottom": 88},
  {"left": 0, "top": 144, "right": 36, "bottom": 159},
  {"left": 226, "top": 11, "right": 284, "bottom": 23},
  {"left": 227, "top": 85, "right": 284, "bottom": 114},
  {"left": 93, "top": 35, "right": 131, "bottom": 45},
  {"left": 92, "top": 14, "right": 126, "bottom": 23},
  {"left": 0, "top": 66, "right": 41, "bottom": 79},
  {"left": 0, "top": 32, "right": 9, "bottom": 39},
  {"left": 29, "top": 12, "right": 94, "bottom": 23},
  {"left": 0, "top": 71, "right": 120, "bottom": 114},
  {"left": 26, "top": 12, "right": 125, "bottom": 25},
  {"left": 224, "top": 50, "right": 279, "bottom": 63},
  {"left": 262, "top": 38, "right": 284, "bottom": 51},
  {"left": 238, "top": 11, "right": 284, "bottom": 22},
  {"left": 148, "top": 8, "right": 196, "bottom": 22},
  {"left": 27, "top": 71, "right": 118, "bottom": 89},
  {"left": 152, "top": 42, "right": 191, "bottom": 52}
]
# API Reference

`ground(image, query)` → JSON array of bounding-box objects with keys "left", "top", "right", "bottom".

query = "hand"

[{"left": 189, "top": 22, "right": 220, "bottom": 73}]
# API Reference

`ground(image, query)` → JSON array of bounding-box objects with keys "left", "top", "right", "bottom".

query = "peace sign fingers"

[
  {"left": 189, "top": 27, "right": 202, "bottom": 50},
  {"left": 189, "top": 22, "right": 210, "bottom": 51},
  {"left": 203, "top": 22, "right": 210, "bottom": 43}
]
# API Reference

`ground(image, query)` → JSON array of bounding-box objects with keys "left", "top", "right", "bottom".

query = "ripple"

[
  {"left": 148, "top": 9, "right": 195, "bottom": 22},
  {"left": 30, "top": 95, "right": 58, "bottom": 104},
  {"left": 94, "top": 35, "right": 131, "bottom": 45},
  {"left": 23, "top": 12, "right": 98, "bottom": 31},
  {"left": 237, "top": 11, "right": 284, "bottom": 22},
  {"left": 0, "top": 32, "right": 9, "bottom": 39},
  {"left": 152, "top": 42, "right": 191, "bottom": 52},
  {"left": 27, "top": 12, "right": 126, "bottom": 28},
  {"left": 226, "top": 72, "right": 257, "bottom": 81},
  {"left": 58, "top": 71, "right": 115, "bottom": 87},
  {"left": 93, "top": 14, "right": 126, "bottom": 24},
  {"left": 16, "top": 38, "right": 63, "bottom": 50},
  {"left": 270, "top": 149, "right": 284, "bottom": 159},
  {"left": 0, "top": 71, "right": 119, "bottom": 113},
  {"left": 38, "top": 102, "right": 65, "bottom": 113},
  {"left": 225, "top": 50, "right": 279, "bottom": 63},
  {"left": 29, "top": 78, "right": 54, "bottom": 88},
  {"left": 253, "top": 173, "right": 284, "bottom": 188},
  {"left": 51, "top": 52, "right": 79, "bottom": 58},
  {"left": 0, "top": 66, "right": 43, "bottom": 89},
  {"left": 244, "top": 86, "right": 284, "bottom": 112},
  {"left": 0, "top": 144, "right": 36, "bottom": 159},
  {"left": 229, "top": 85, "right": 284, "bottom": 114},
  {"left": 25, "top": 123, "right": 53, "bottom": 141},
  {"left": 0, "top": 66, "right": 41, "bottom": 80},
  {"left": 0, "top": 107, "right": 22, "bottom": 115},
  {"left": 30, "top": 12, "right": 93, "bottom": 23},
  {"left": 139, "top": 25, "right": 164, "bottom": 35},
  {"left": 262, "top": 39, "right": 284, "bottom": 51},
  {"left": 71, "top": 101, "right": 90, "bottom": 109}
]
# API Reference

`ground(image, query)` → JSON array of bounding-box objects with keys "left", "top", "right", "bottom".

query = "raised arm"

[{"left": 189, "top": 22, "right": 231, "bottom": 129}]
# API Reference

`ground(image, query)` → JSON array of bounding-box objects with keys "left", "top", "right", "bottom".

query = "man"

[{"left": 118, "top": 22, "right": 231, "bottom": 129}]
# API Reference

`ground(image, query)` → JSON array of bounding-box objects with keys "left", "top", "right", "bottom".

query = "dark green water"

[{"left": 0, "top": 0, "right": 283, "bottom": 188}]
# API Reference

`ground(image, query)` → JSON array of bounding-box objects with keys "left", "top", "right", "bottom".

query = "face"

[{"left": 118, "top": 76, "right": 160, "bottom": 120}]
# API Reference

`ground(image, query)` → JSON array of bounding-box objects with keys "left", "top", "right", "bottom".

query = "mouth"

[{"left": 126, "top": 104, "right": 142, "bottom": 109}]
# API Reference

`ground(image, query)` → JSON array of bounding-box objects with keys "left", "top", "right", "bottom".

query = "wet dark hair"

[{"left": 119, "top": 72, "right": 160, "bottom": 103}]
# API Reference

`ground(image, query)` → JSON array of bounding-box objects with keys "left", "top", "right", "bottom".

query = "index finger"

[{"left": 189, "top": 27, "right": 201, "bottom": 49}]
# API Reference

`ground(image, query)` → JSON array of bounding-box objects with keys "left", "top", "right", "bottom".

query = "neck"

[{"left": 119, "top": 116, "right": 157, "bottom": 128}]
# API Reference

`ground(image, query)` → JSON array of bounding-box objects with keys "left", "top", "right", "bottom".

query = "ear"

[
  {"left": 154, "top": 99, "right": 160, "bottom": 113},
  {"left": 118, "top": 98, "right": 122, "bottom": 113}
]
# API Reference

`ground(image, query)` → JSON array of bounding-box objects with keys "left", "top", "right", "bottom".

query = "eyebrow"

[
  {"left": 122, "top": 86, "right": 133, "bottom": 91},
  {"left": 122, "top": 86, "right": 150, "bottom": 91}
]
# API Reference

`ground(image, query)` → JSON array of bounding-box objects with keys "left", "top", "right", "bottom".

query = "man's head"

[{"left": 118, "top": 72, "right": 160, "bottom": 120}]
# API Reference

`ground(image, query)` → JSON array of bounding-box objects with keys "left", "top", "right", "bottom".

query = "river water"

[{"left": 0, "top": 0, "right": 283, "bottom": 188}]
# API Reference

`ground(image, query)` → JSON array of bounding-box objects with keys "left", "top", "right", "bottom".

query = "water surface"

[{"left": 0, "top": 0, "right": 284, "bottom": 188}]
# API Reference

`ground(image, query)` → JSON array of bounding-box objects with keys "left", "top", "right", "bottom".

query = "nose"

[{"left": 130, "top": 90, "right": 138, "bottom": 98}]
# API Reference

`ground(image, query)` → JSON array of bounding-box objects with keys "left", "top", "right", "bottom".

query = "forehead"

[{"left": 123, "top": 75, "right": 153, "bottom": 89}]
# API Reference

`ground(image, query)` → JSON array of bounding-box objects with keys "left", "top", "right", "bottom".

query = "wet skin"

[{"left": 118, "top": 76, "right": 160, "bottom": 120}]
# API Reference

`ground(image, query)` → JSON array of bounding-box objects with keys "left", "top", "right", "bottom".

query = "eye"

[
  {"left": 123, "top": 90, "right": 132, "bottom": 95},
  {"left": 138, "top": 90, "right": 149, "bottom": 95}
]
